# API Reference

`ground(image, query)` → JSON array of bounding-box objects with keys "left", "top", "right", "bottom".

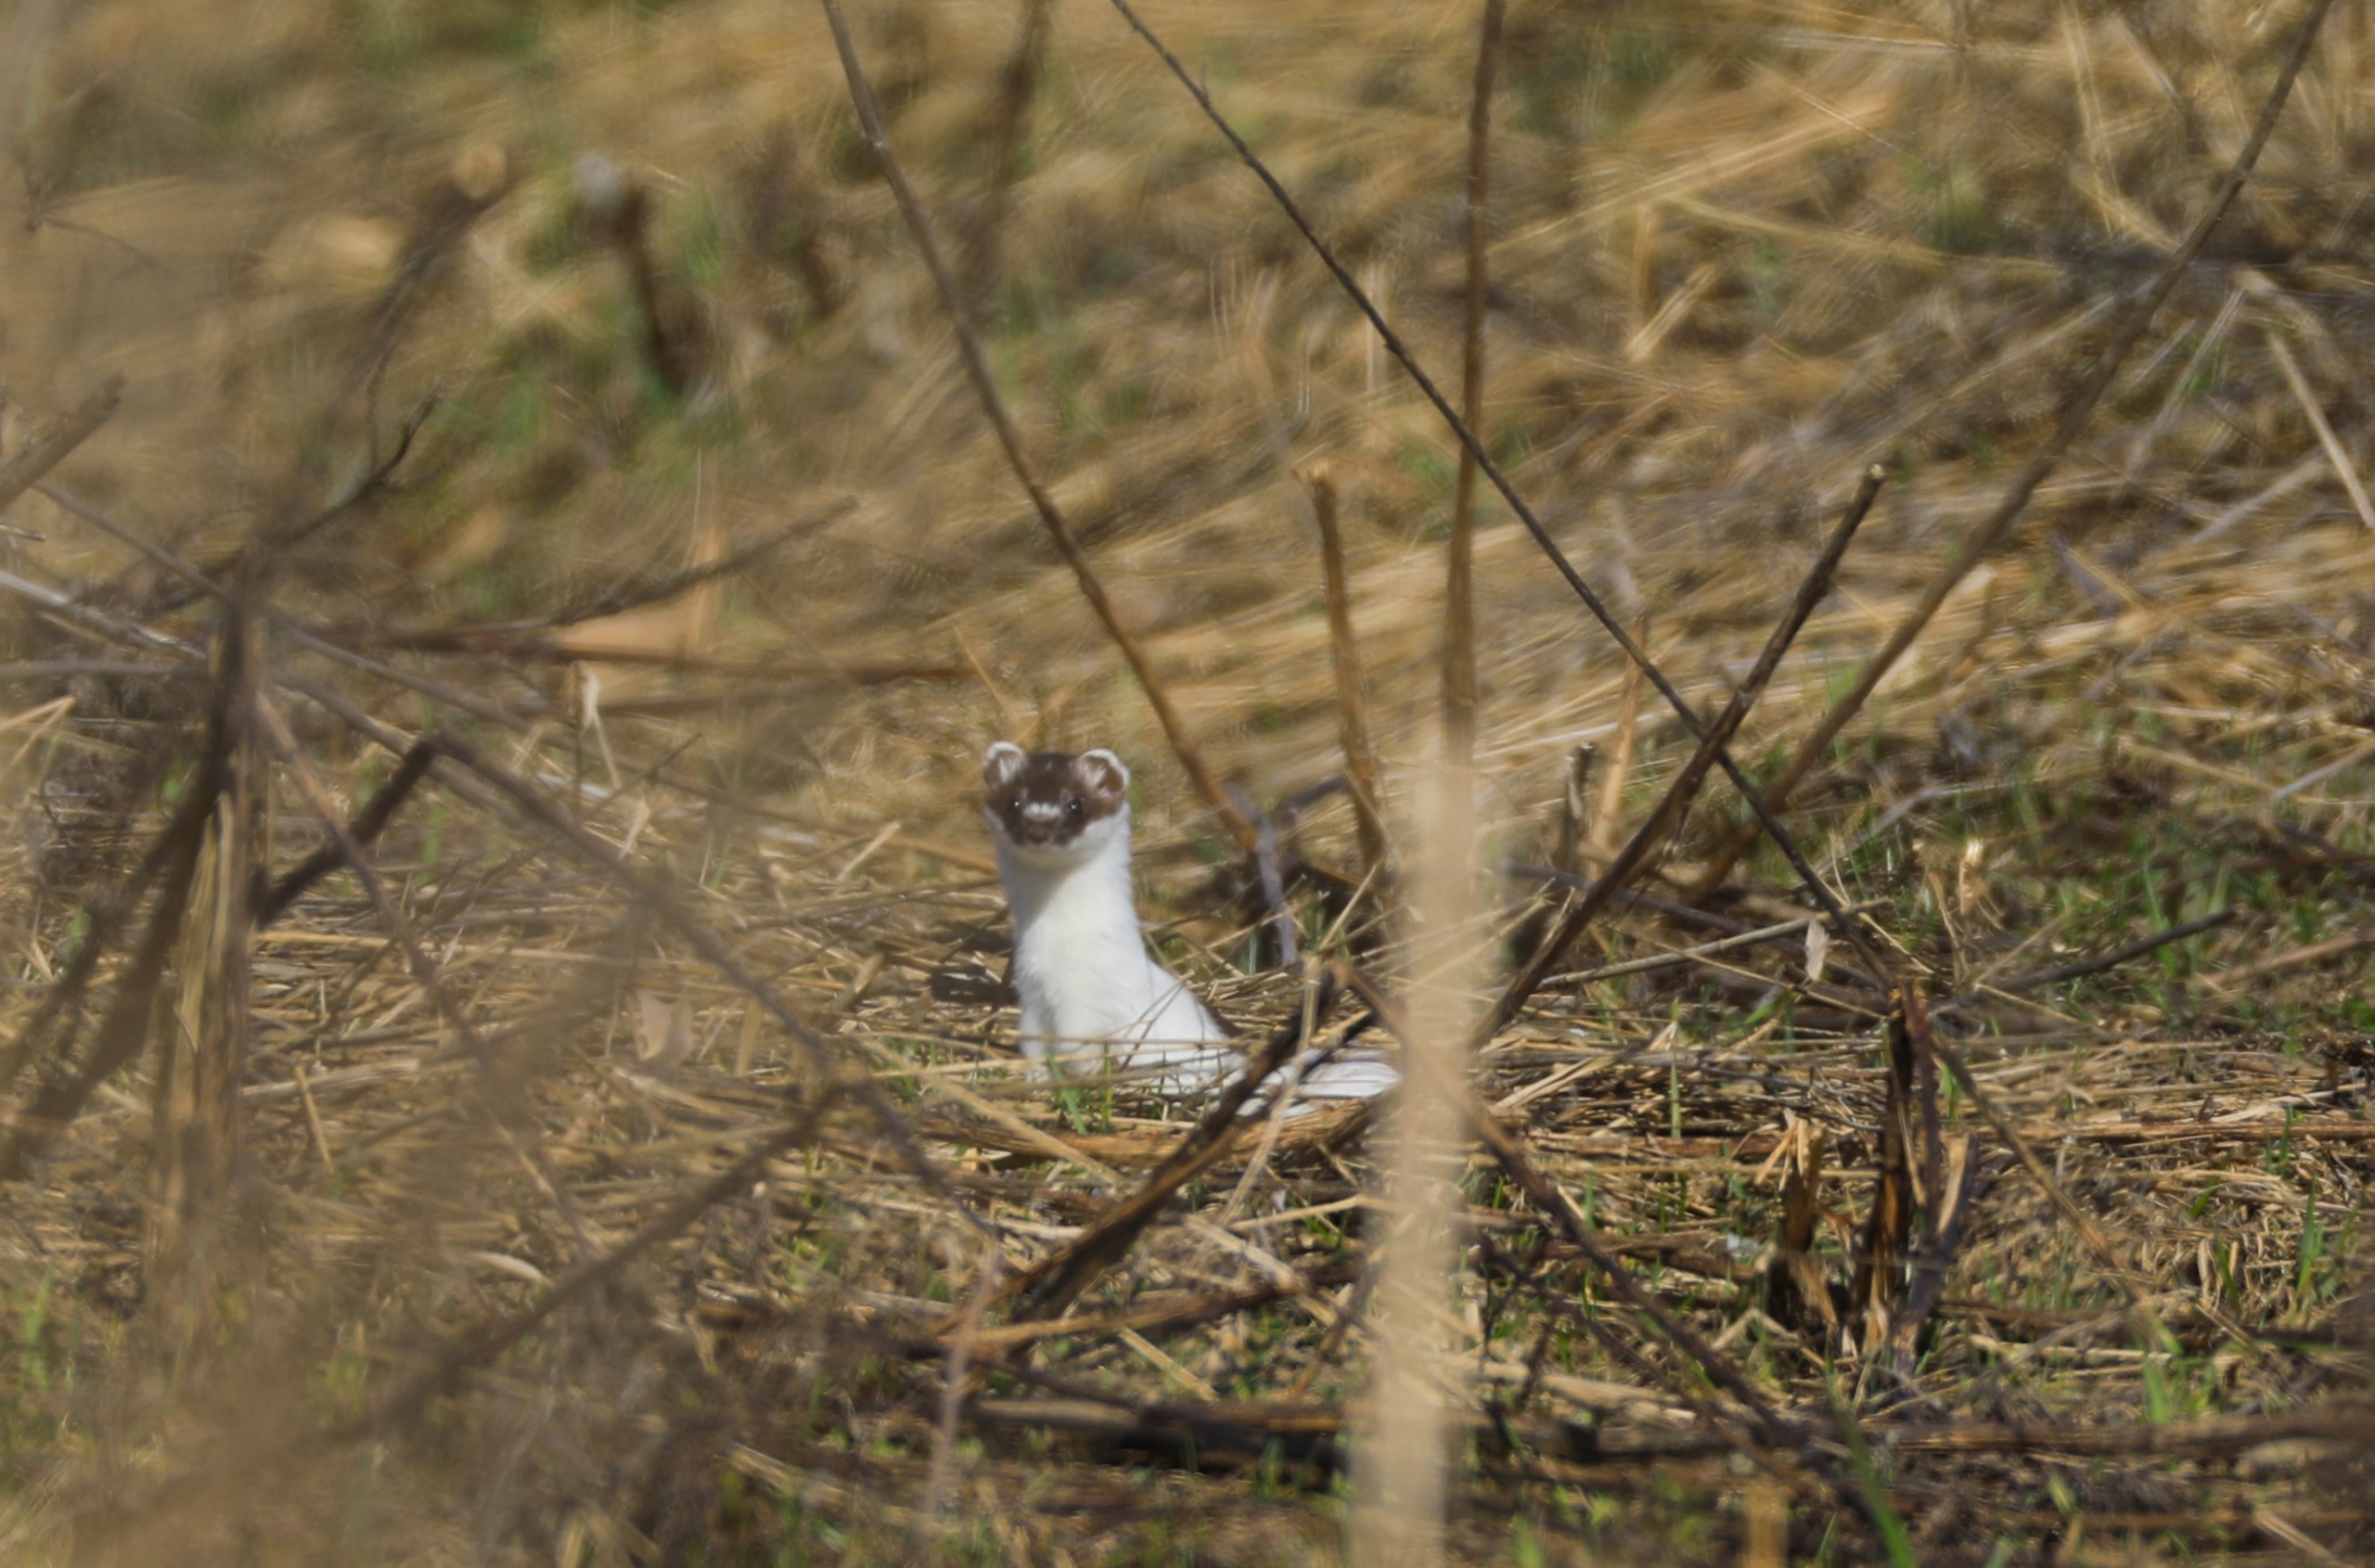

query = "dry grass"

[{"left": 0, "top": 0, "right": 2369, "bottom": 1562}]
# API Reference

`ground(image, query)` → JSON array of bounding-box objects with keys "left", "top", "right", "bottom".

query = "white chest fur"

[
  {"left": 992, "top": 804, "right": 1230, "bottom": 1077},
  {"left": 978, "top": 741, "right": 1393, "bottom": 1104}
]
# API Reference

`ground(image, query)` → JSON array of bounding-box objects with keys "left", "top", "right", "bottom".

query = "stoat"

[{"left": 981, "top": 741, "right": 1395, "bottom": 1102}]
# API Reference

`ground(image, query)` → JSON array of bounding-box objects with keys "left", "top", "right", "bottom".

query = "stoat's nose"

[{"left": 1006, "top": 796, "right": 1081, "bottom": 848}]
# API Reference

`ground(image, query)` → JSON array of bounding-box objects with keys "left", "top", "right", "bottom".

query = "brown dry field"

[{"left": 0, "top": 0, "right": 2370, "bottom": 1562}]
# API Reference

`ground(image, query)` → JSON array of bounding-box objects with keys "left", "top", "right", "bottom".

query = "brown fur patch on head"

[{"left": 982, "top": 743, "right": 1129, "bottom": 850}]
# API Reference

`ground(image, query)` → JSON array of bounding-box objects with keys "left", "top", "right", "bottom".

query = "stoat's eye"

[
  {"left": 1067, "top": 799, "right": 1084, "bottom": 816},
  {"left": 1009, "top": 797, "right": 1022, "bottom": 813}
]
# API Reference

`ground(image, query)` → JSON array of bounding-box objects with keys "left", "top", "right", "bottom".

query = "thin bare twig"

[
  {"left": 922, "top": 1243, "right": 1002, "bottom": 1520},
  {"left": 1925, "top": 1020, "right": 2150, "bottom": 1307},
  {"left": 34, "top": 489, "right": 943, "bottom": 867},
  {"left": 160, "top": 390, "right": 442, "bottom": 608},
  {"left": 1484, "top": 465, "right": 1885, "bottom": 1037},
  {"left": 1690, "top": 0, "right": 2340, "bottom": 895},
  {"left": 1541, "top": 909, "right": 1825, "bottom": 988},
  {"left": 820, "top": 0, "right": 1252, "bottom": 849},
  {"left": 1226, "top": 783, "right": 1300, "bottom": 966},
  {"left": 963, "top": 0, "right": 1053, "bottom": 307},
  {"left": 1286, "top": 1262, "right": 1379, "bottom": 1403},
  {"left": 251, "top": 740, "right": 440, "bottom": 928},
  {"left": 954, "top": 1258, "right": 1362, "bottom": 1353},
  {"left": 0, "top": 374, "right": 122, "bottom": 516},
  {"left": 1103, "top": 0, "right": 1895, "bottom": 1009},
  {"left": 1444, "top": 0, "right": 1504, "bottom": 770},
  {"left": 38, "top": 481, "right": 547, "bottom": 738},
  {"left": 270, "top": 388, "right": 443, "bottom": 554},
  {"left": 1302, "top": 468, "right": 1389, "bottom": 875},
  {"left": 332, "top": 1107, "right": 828, "bottom": 1432},
  {"left": 0, "top": 566, "right": 196, "bottom": 661},
  {"left": 1938, "top": 906, "right": 2235, "bottom": 1009},
  {"left": 1507, "top": 744, "right": 1595, "bottom": 965}
]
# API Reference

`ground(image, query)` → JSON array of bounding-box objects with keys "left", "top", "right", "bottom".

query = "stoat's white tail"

[{"left": 1287, "top": 1047, "right": 1400, "bottom": 1101}]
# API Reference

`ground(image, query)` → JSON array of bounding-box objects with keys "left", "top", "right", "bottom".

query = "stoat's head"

[{"left": 982, "top": 742, "right": 1130, "bottom": 867}]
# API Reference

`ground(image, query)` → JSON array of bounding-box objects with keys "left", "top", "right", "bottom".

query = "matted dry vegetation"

[{"left": 0, "top": 0, "right": 2369, "bottom": 1562}]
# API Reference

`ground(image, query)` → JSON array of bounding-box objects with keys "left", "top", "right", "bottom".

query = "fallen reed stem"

[{"left": 2265, "top": 326, "right": 2375, "bottom": 532}]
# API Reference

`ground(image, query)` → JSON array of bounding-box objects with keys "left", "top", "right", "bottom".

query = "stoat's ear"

[
  {"left": 1074, "top": 748, "right": 1130, "bottom": 803},
  {"left": 982, "top": 741, "right": 1027, "bottom": 790}
]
